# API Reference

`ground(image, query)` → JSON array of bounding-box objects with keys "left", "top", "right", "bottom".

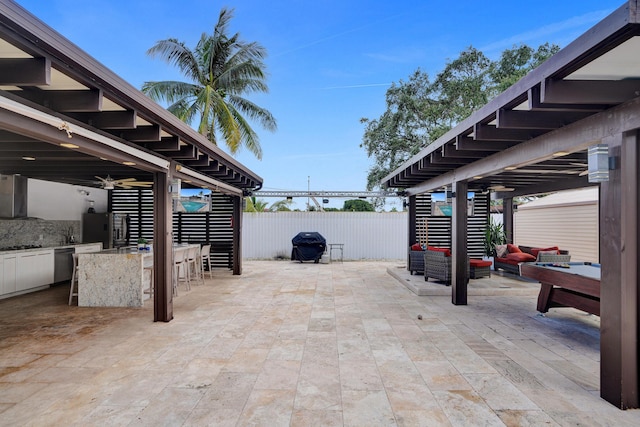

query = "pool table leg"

[{"left": 537, "top": 283, "right": 553, "bottom": 313}]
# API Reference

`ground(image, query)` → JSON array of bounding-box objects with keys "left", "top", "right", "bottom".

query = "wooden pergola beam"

[{"left": 0, "top": 57, "right": 50, "bottom": 85}]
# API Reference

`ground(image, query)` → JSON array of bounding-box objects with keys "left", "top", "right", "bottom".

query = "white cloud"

[{"left": 480, "top": 9, "right": 613, "bottom": 54}]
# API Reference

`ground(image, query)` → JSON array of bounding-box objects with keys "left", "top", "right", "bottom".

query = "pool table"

[{"left": 520, "top": 262, "right": 601, "bottom": 316}]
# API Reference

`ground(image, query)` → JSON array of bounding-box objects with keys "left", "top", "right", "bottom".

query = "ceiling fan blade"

[
  {"left": 114, "top": 178, "right": 137, "bottom": 183},
  {"left": 579, "top": 170, "right": 589, "bottom": 176}
]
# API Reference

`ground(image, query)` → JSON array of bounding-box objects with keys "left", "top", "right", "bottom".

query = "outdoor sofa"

[{"left": 493, "top": 244, "right": 570, "bottom": 275}]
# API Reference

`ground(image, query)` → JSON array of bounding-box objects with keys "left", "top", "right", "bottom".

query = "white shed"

[{"left": 514, "top": 187, "right": 599, "bottom": 262}]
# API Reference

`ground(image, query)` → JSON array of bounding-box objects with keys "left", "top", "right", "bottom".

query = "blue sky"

[{"left": 16, "top": 0, "right": 622, "bottom": 210}]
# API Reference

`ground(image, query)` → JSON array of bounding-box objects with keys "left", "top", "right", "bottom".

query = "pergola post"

[
  {"left": 452, "top": 180, "right": 468, "bottom": 305},
  {"left": 503, "top": 197, "right": 514, "bottom": 244},
  {"left": 407, "top": 195, "right": 417, "bottom": 268},
  {"left": 153, "top": 170, "right": 173, "bottom": 322},
  {"left": 600, "top": 131, "right": 639, "bottom": 409},
  {"left": 232, "top": 195, "right": 243, "bottom": 275}
]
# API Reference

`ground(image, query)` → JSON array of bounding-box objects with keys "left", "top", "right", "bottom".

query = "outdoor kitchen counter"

[
  {"left": 77, "top": 246, "right": 152, "bottom": 307},
  {"left": 77, "top": 244, "right": 197, "bottom": 307}
]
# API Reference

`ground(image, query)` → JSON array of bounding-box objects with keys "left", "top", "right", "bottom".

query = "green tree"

[
  {"left": 244, "top": 197, "right": 268, "bottom": 212},
  {"left": 343, "top": 199, "right": 374, "bottom": 212},
  {"left": 142, "top": 7, "right": 276, "bottom": 159},
  {"left": 361, "top": 43, "right": 559, "bottom": 190},
  {"left": 269, "top": 199, "right": 293, "bottom": 212}
]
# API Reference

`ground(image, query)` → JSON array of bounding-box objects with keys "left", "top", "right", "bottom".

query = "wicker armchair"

[
  {"left": 408, "top": 250, "right": 425, "bottom": 275},
  {"left": 424, "top": 249, "right": 470, "bottom": 285}
]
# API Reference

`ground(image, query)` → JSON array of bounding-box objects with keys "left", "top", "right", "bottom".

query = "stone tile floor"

[{"left": 1, "top": 260, "right": 639, "bottom": 426}]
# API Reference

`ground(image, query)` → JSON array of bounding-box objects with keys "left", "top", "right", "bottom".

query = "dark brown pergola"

[
  {"left": 382, "top": 2, "right": 639, "bottom": 409},
  {"left": 0, "top": 3, "right": 262, "bottom": 322}
]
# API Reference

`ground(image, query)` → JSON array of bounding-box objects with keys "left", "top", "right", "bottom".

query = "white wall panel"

[
  {"left": 242, "top": 212, "right": 407, "bottom": 260},
  {"left": 514, "top": 203, "right": 599, "bottom": 262}
]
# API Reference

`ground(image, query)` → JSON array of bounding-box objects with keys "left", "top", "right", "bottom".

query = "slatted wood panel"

[
  {"left": 110, "top": 189, "right": 235, "bottom": 269},
  {"left": 415, "top": 193, "right": 488, "bottom": 259}
]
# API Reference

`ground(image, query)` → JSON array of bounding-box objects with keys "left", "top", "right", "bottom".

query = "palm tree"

[
  {"left": 244, "top": 197, "right": 269, "bottom": 212},
  {"left": 142, "top": 7, "right": 276, "bottom": 159}
]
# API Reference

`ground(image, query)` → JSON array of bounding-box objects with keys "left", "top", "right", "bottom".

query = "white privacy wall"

[{"left": 242, "top": 212, "right": 408, "bottom": 260}]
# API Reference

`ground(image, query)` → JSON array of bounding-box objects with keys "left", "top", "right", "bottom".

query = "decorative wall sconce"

[{"left": 587, "top": 143, "right": 611, "bottom": 183}]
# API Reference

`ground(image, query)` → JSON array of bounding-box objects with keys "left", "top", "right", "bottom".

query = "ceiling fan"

[{"left": 94, "top": 175, "right": 153, "bottom": 189}]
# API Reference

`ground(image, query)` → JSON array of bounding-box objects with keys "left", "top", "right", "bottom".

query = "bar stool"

[
  {"left": 143, "top": 256, "right": 154, "bottom": 299},
  {"left": 186, "top": 245, "right": 203, "bottom": 285},
  {"left": 200, "top": 244, "right": 213, "bottom": 279},
  {"left": 68, "top": 253, "right": 79, "bottom": 305},
  {"left": 173, "top": 248, "right": 189, "bottom": 295}
]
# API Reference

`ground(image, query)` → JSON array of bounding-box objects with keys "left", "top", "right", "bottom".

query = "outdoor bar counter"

[{"left": 77, "top": 244, "right": 197, "bottom": 307}]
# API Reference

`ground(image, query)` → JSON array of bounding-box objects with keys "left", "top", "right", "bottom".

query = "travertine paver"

[{"left": 1, "top": 260, "right": 640, "bottom": 426}]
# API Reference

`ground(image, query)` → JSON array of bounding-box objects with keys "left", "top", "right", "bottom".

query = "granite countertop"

[{"left": 0, "top": 242, "right": 102, "bottom": 255}]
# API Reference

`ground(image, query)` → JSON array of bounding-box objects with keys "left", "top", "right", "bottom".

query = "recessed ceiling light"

[
  {"left": 473, "top": 176, "right": 483, "bottom": 180},
  {"left": 552, "top": 151, "right": 569, "bottom": 157},
  {"left": 505, "top": 166, "right": 517, "bottom": 170},
  {"left": 60, "top": 142, "right": 79, "bottom": 149},
  {"left": 122, "top": 161, "right": 136, "bottom": 166},
  {"left": 22, "top": 156, "right": 36, "bottom": 161}
]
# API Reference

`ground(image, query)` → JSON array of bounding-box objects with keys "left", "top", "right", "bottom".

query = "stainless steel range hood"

[{"left": 0, "top": 174, "right": 28, "bottom": 218}]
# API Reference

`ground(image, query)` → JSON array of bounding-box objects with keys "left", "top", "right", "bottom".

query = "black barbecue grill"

[{"left": 291, "top": 232, "right": 326, "bottom": 263}]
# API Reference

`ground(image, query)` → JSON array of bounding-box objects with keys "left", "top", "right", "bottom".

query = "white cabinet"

[
  {"left": 15, "top": 249, "right": 54, "bottom": 292},
  {"left": 2, "top": 254, "right": 17, "bottom": 295}
]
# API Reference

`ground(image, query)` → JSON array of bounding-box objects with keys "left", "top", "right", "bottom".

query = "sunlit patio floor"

[{"left": 1, "top": 260, "right": 639, "bottom": 426}]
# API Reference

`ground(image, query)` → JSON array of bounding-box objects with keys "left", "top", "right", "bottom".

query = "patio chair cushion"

[
  {"left": 506, "top": 252, "right": 536, "bottom": 262},
  {"left": 495, "top": 244, "right": 508, "bottom": 258},
  {"left": 427, "top": 246, "right": 451, "bottom": 257},
  {"left": 470, "top": 259, "right": 492, "bottom": 268},
  {"left": 411, "top": 243, "right": 423, "bottom": 251},
  {"left": 507, "top": 244, "right": 522, "bottom": 253}
]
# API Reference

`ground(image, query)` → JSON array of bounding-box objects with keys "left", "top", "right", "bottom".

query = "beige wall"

[{"left": 514, "top": 201, "right": 599, "bottom": 262}]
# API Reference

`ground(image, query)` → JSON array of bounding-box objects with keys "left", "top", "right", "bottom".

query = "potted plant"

[{"left": 483, "top": 219, "right": 506, "bottom": 267}]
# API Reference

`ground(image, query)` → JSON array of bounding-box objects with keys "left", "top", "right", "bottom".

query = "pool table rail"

[{"left": 520, "top": 262, "right": 601, "bottom": 316}]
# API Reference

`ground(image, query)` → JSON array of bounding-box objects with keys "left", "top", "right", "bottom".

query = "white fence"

[{"left": 242, "top": 212, "right": 408, "bottom": 260}]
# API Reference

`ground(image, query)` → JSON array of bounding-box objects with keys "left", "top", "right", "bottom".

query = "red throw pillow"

[
  {"left": 427, "top": 246, "right": 452, "bottom": 257},
  {"left": 411, "top": 243, "right": 423, "bottom": 251},
  {"left": 505, "top": 252, "right": 536, "bottom": 262},
  {"left": 507, "top": 244, "right": 522, "bottom": 253},
  {"left": 531, "top": 246, "right": 559, "bottom": 256}
]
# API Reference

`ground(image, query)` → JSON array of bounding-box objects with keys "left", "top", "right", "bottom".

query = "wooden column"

[
  {"left": 232, "top": 195, "right": 242, "bottom": 275},
  {"left": 451, "top": 180, "right": 468, "bottom": 305},
  {"left": 407, "top": 195, "right": 417, "bottom": 268},
  {"left": 153, "top": 170, "right": 173, "bottom": 322},
  {"left": 600, "top": 131, "right": 639, "bottom": 409},
  {"left": 503, "top": 197, "right": 514, "bottom": 244}
]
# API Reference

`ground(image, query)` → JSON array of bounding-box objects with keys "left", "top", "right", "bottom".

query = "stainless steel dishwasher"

[{"left": 54, "top": 247, "right": 75, "bottom": 283}]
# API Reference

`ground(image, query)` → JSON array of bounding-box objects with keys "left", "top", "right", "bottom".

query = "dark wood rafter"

[
  {"left": 141, "top": 136, "right": 181, "bottom": 151},
  {"left": 473, "top": 123, "right": 542, "bottom": 141},
  {"left": 68, "top": 110, "right": 137, "bottom": 129},
  {"left": 496, "top": 108, "right": 593, "bottom": 129},
  {"left": 528, "top": 85, "right": 606, "bottom": 112},
  {"left": 442, "top": 144, "right": 486, "bottom": 158},
  {"left": 112, "top": 125, "right": 161, "bottom": 143},
  {"left": 0, "top": 57, "right": 50, "bottom": 85},
  {"left": 182, "top": 154, "right": 210, "bottom": 167},
  {"left": 455, "top": 136, "right": 519, "bottom": 151},
  {"left": 541, "top": 78, "right": 640, "bottom": 105},
  {"left": 9, "top": 88, "right": 103, "bottom": 112}
]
